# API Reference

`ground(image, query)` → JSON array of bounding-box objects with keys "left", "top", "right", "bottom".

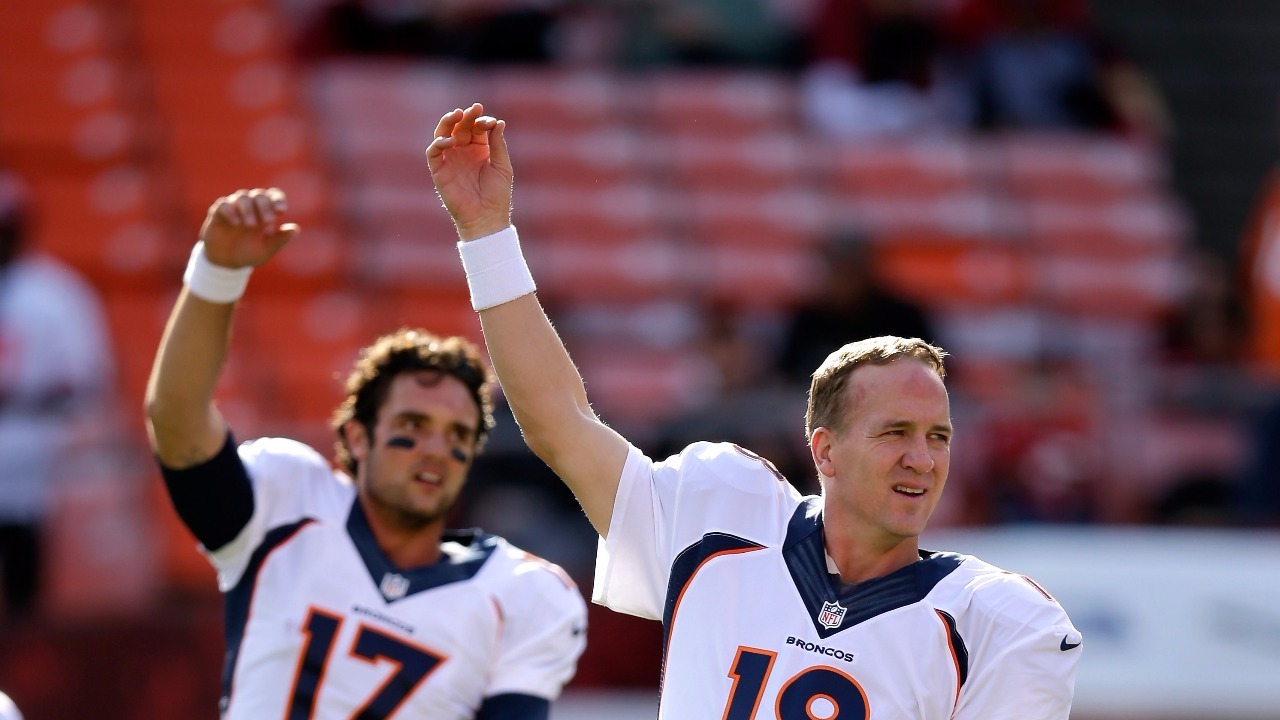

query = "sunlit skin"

[
  {"left": 811, "top": 359, "right": 953, "bottom": 584},
  {"left": 343, "top": 371, "right": 479, "bottom": 567}
]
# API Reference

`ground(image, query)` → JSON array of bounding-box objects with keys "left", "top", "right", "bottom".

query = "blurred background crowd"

[{"left": 2, "top": 0, "right": 1280, "bottom": 716}]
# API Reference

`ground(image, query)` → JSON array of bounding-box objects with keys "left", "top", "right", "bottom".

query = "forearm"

[
  {"left": 431, "top": 105, "right": 628, "bottom": 533},
  {"left": 144, "top": 289, "right": 235, "bottom": 468},
  {"left": 479, "top": 295, "right": 593, "bottom": 455},
  {"left": 479, "top": 294, "right": 627, "bottom": 533}
]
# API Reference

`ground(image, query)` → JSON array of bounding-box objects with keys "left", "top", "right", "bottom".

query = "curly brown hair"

[
  {"left": 804, "top": 336, "right": 948, "bottom": 441},
  {"left": 332, "top": 328, "right": 495, "bottom": 476}
]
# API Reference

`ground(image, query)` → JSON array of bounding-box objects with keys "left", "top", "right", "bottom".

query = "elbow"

[
  {"left": 519, "top": 423, "right": 563, "bottom": 467},
  {"left": 514, "top": 401, "right": 596, "bottom": 468},
  {"left": 143, "top": 383, "right": 174, "bottom": 428},
  {"left": 143, "top": 390, "right": 162, "bottom": 429}
]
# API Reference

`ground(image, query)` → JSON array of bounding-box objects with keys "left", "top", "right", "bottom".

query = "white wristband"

[
  {"left": 183, "top": 241, "right": 253, "bottom": 303},
  {"left": 457, "top": 226, "right": 536, "bottom": 311}
]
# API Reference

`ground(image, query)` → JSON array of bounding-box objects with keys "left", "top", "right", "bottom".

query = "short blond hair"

[{"left": 804, "top": 336, "right": 947, "bottom": 440}]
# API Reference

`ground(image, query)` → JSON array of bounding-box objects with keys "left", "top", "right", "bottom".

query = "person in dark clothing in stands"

[{"left": 778, "top": 228, "right": 935, "bottom": 384}]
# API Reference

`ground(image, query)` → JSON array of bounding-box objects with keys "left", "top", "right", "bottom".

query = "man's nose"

[{"left": 901, "top": 435, "right": 935, "bottom": 474}]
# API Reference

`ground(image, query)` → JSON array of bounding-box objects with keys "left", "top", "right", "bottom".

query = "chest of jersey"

[
  {"left": 662, "top": 548, "right": 961, "bottom": 720},
  {"left": 226, "top": 522, "right": 500, "bottom": 720}
]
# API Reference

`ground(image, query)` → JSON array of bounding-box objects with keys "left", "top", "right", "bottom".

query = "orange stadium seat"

[
  {"left": 234, "top": 291, "right": 383, "bottom": 427},
  {"left": 105, "top": 288, "right": 268, "bottom": 431},
  {"left": 148, "top": 63, "right": 298, "bottom": 124},
  {"left": 127, "top": 0, "right": 279, "bottom": 60},
  {"left": 0, "top": 54, "right": 138, "bottom": 170},
  {"left": 378, "top": 289, "right": 483, "bottom": 344},
  {"left": 872, "top": 232, "right": 1032, "bottom": 309},
  {"left": 0, "top": 1, "right": 114, "bottom": 60},
  {"left": 24, "top": 169, "right": 183, "bottom": 290},
  {"left": 101, "top": 289, "right": 178, "bottom": 424}
]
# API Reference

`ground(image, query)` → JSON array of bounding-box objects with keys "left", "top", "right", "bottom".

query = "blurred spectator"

[
  {"left": 653, "top": 303, "right": 811, "bottom": 489},
  {"left": 801, "top": 0, "right": 965, "bottom": 136},
  {"left": 1159, "top": 250, "right": 1248, "bottom": 369},
  {"left": 606, "top": 0, "right": 806, "bottom": 68},
  {"left": 1148, "top": 248, "right": 1254, "bottom": 527},
  {"left": 0, "top": 171, "right": 114, "bottom": 622},
  {"left": 1239, "top": 162, "right": 1280, "bottom": 382},
  {"left": 967, "top": 358, "right": 1105, "bottom": 524},
  {"left": 1151, "top": 473, "right": 1236, "bottom": 527},
  {"left": 946, "top": 0, "right": 1170, "bottom": 138},
  {"left": 776, "top": 227, "right": 935, "bottom": 384},
  {"left": 458, "top": 401, "right": 600, "bottom": 583},
  {"left": 298, "top": 0, "right": 565, "bottom": 63},
  {"left": 1235, "top": 155, "right": 1280, "bottom": 525}
]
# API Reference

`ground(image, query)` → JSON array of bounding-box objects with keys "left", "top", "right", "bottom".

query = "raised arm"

[
  {"left": 144, "top": 189, "right": 298, "bottom": 468},
  {"left": 426, "top": 104, "right": 629, "bottom": 536}
]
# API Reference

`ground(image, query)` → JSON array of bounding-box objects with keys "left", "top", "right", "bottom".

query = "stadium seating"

[{"left": 2, "top": 0, "right": 1201, "bottom": 607}]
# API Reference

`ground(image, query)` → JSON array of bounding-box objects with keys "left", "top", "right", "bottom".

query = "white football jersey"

[
  {"left": 209, "top": 437, "right": 586, "bottom": 719},
  {"left": 594, "top": 441, "right": 1081, "bottom": 720}
]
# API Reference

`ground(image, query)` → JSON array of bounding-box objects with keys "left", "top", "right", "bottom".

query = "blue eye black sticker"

[{"left": 386, "top": 436, "right": 416, "bottom": 450}]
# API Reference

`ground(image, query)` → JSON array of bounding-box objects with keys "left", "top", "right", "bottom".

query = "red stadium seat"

[
  {"left": 519, "top": 181, "right": 671, "bottom": 243},
  {"left": 527, "top": 230, "right": 691, "bottom": 305},
  {"left": 995, "top": 133, "right": 1168, "bottom": 203},
  {"left": 1032, "top": 244, "right": 1185, "bottom": 320},
  {"left": 572, "top": 343, "right": 706, "bottom": 429},
  {"left": 509, "top": 127, "right": 649, "bottom": 190},
  {"left": 1022, "top": 194, "right": 1191, "bottom": 253},
  {"left": 636, "top": 70, "right": 798, "bottom": 137},
  {"left": 680, "top": 186, "right": 830, "bottom": 250},
  {"left": 656, "top": 131, "right": 808, "bottom": 194},
  {"left": 486, "top": 67, "right": 630, "bottom": 132},
  {"left": 822, "top": 137, "right": 988, "bottom": 198}
]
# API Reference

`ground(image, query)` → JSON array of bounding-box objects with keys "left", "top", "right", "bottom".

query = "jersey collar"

[
  {"left": 783, "top": 497, "right": 963, "bottom": 638},
  {"left": 346, "top": 500, "right": 498, "bottom": 603}
]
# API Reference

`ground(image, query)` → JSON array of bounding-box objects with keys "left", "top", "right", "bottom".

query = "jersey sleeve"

[
  {"left": 952, "top": 574, "right": 1082, "bottom": 719},
  {"left": 592, "top": 441, "right": 804, "bottom": 620},
  {"left": 485, "top": 560, "right": 587, "bottom": 700},
  {"left": 206, "top": 436, "right": 347, "bottom": 591}
]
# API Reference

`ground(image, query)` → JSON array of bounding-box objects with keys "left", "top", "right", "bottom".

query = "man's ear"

[
  {"left": 811, "top": 427, "right": 837, "bottom": 479},
  {"left": 344, "top": 419, "right": 370, "bottom": 463}
]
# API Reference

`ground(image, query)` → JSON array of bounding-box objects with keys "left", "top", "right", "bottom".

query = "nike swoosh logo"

[{"left": 1060, "top": 637, "right": 1081, "bottom": 651}]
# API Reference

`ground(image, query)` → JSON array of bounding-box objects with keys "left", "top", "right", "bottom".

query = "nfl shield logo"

[
  {"left": 818, "top": 600, "right": 846, "bottom": 629},
  {"left": 380, "top": 572, "right": 410, "bottom": 600}
]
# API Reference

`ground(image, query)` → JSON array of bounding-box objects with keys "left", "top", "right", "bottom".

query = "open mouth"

[{"left": 893, "top": 485, "right": 925, "bottom": 497}]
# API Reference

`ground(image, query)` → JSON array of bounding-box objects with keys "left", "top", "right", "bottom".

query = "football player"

[
  {"left": 428, "top": 103, "right": 1082, "bottom": 719},
  {"left": 145, "top": 189, "right": 586, "bottom": 719}
]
